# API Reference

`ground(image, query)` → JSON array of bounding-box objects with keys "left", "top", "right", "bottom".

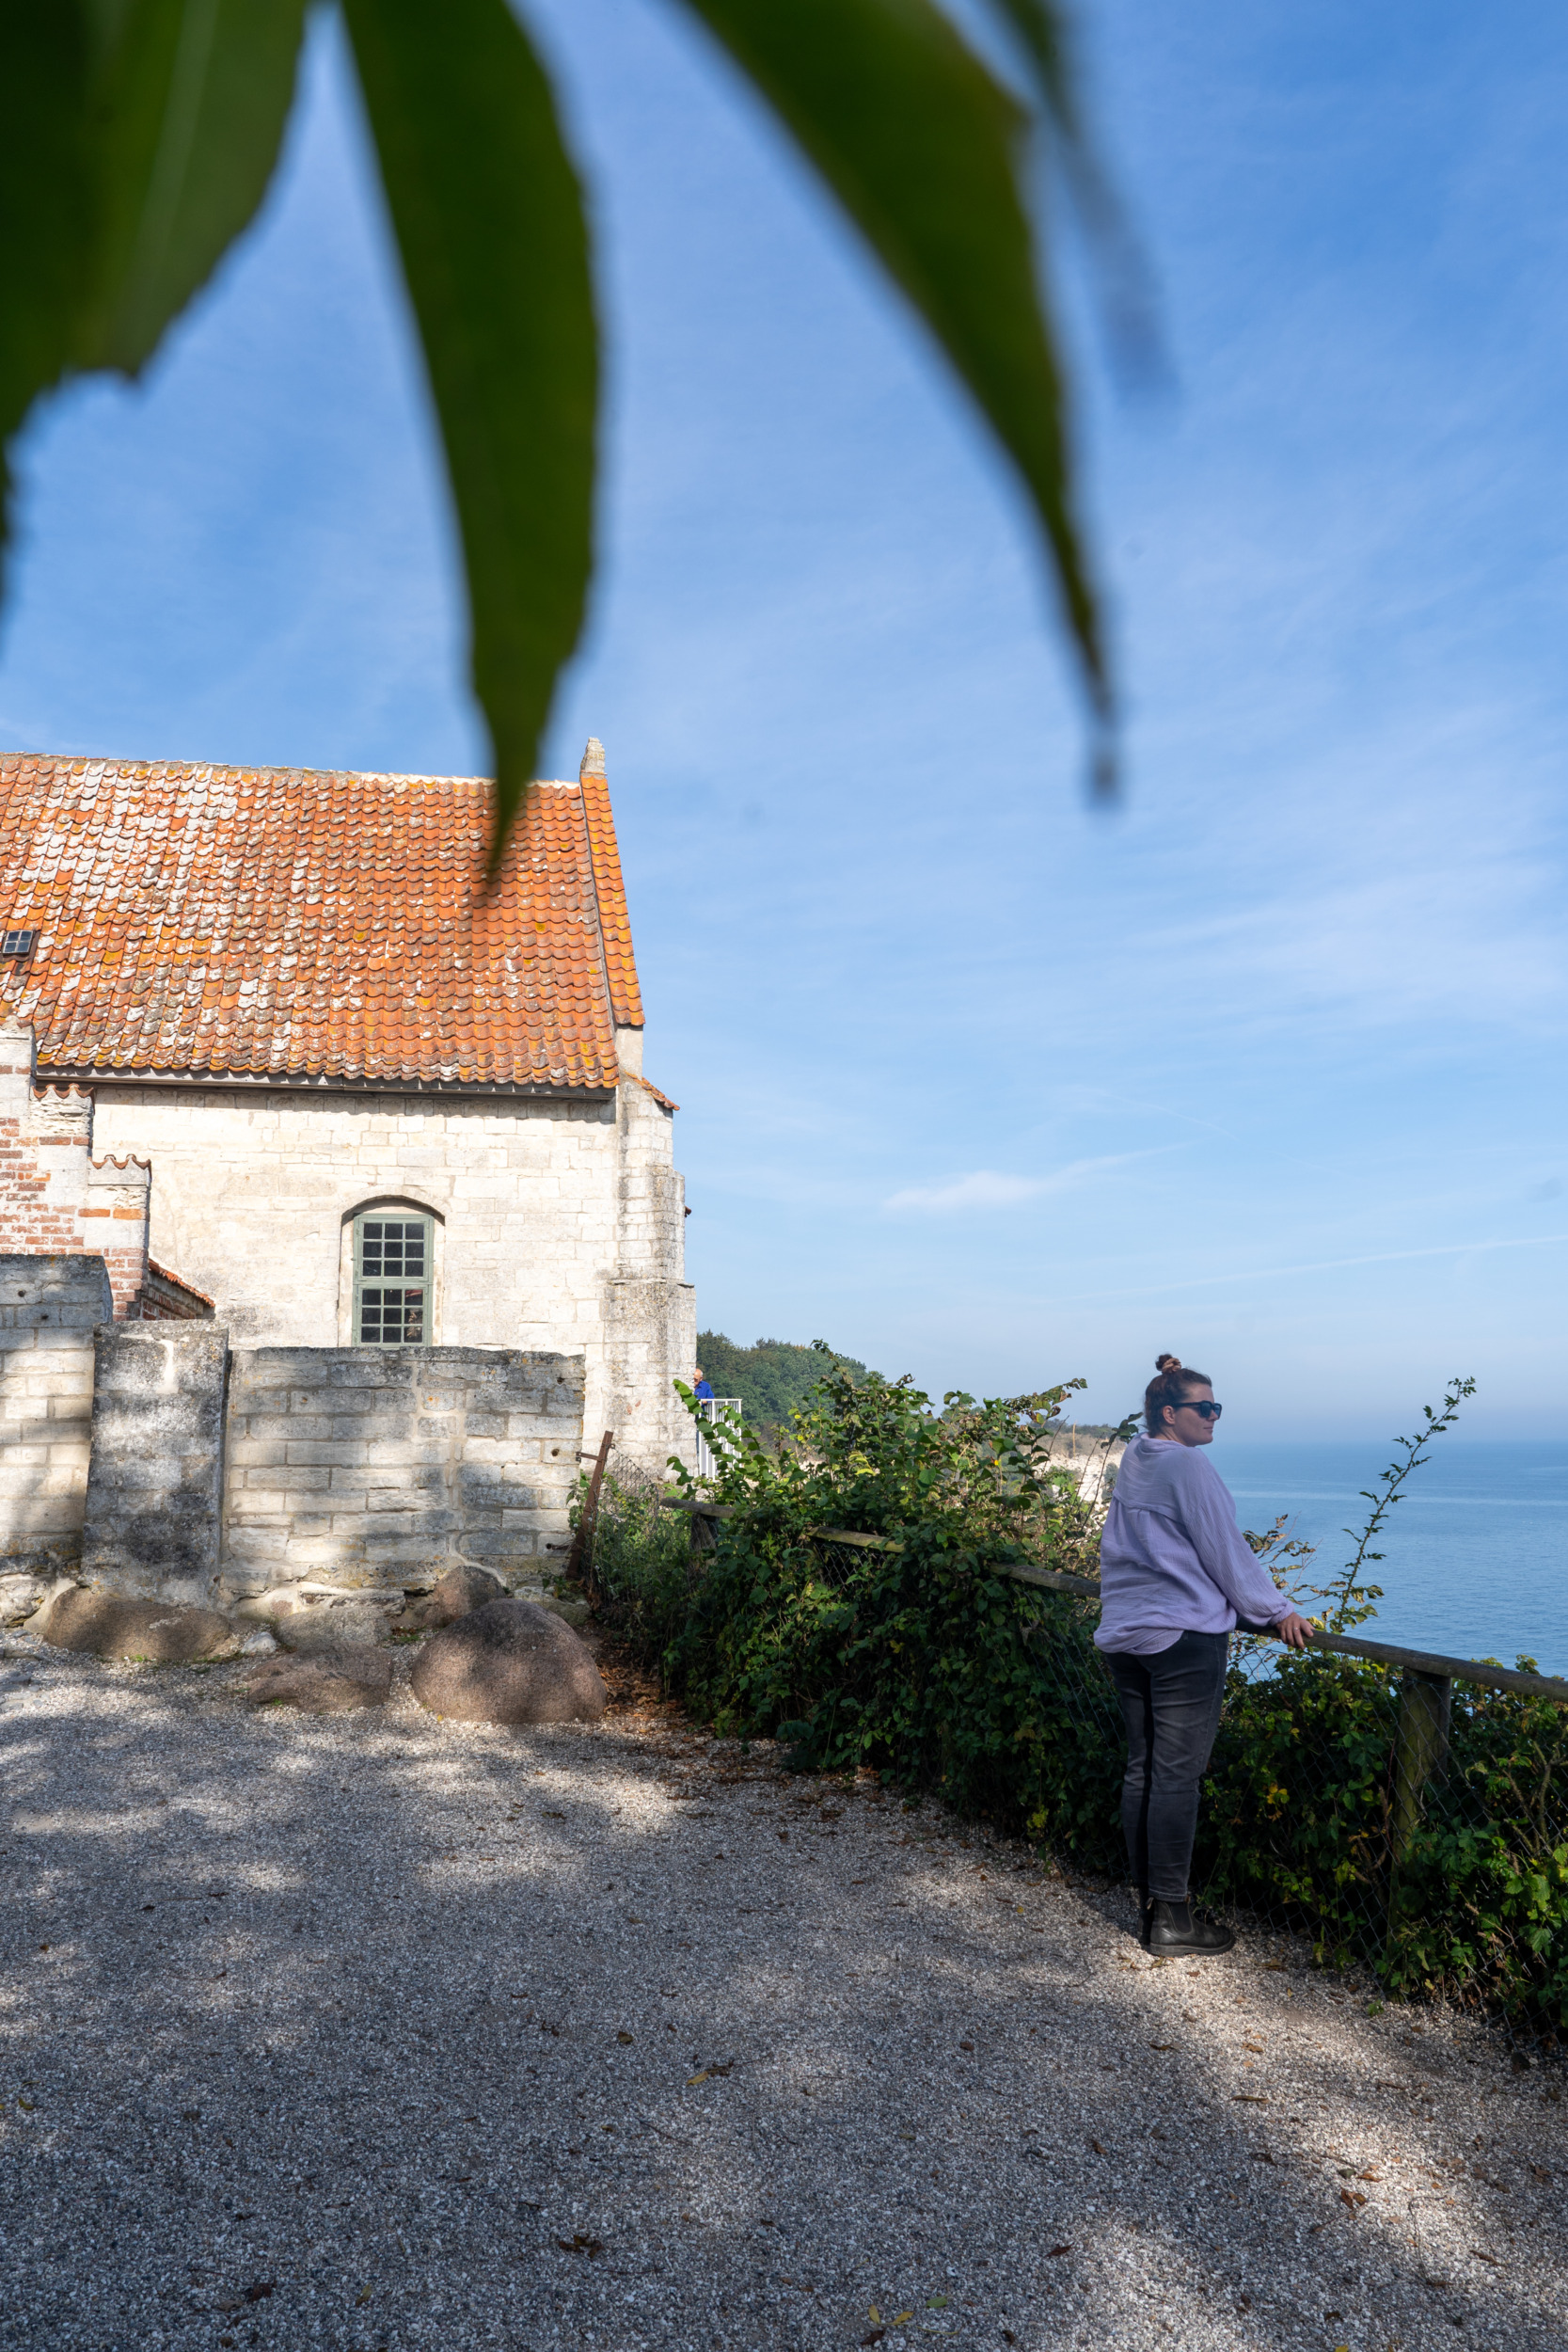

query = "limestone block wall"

[
  {"left": 220, "top": 1346, "right": 584, "bottom": 1597},
  {"left": 89, "top": 1078, "right": 693, "bottom": 1469},
  {"left": 0, "top": 1254, "right": 112, "bottom": 1573},
  {"left": 81, "top": 1324, "right": 230, "bottom": 1604}
]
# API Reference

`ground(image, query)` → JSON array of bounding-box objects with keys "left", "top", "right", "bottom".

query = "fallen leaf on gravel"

[
  {"left": 927, "top": 2294, "right": 950, "bottom": 2306},
  {"left": 868, "top": 2308, "right": 881, "bottom": 2323},
  {"left": 1148, "top": 2042, "right": 1174, "bottom": 2052},
  {"left": 894, "top": 2313, "right": 912, "bottom": 2326},
  {"left": 356, "top": 2289, "right": 372, "bottom": 2307},
  {"left": 1356, "top": 2169, "right": 1381, "bottom": 2182},
  {"left": 860, "top": 2333, "right": 885, "bottom": 2347},
  {"left": 1232, "top": 2094, "right": 1269, "bottom": 2105},
  {"left": 1046, "top": 2245, "right": 1071, "bottom": 2259},
  {"left": 557, "top": 2233, "right": 603, "bottom": 2257},
  {"left": 1252, "top": 2152, "right": 1276, "bottom": 2165},
  {"left": 687, "top": 2072, "right": 709, "bottom": 2086},
  {"left": 1090, "top": 2140, "right": 1106, "bottom": 2155},
  {"left": 1531, "top": 2166, "right": 1552, "bottom": 2183},
  {"left": 1471, "top": 2249, "right": 1501, "bottom": 2265},
  {"left": 617, "top": 2031, "right": 633, "bottom": 2044},
  {"left": 1339, "top": 2189, "right": 1367, "bottom": 2211},
  {"left": 1263, "top": 1961, "right": 1286, "bottom": 1972},
  {"left": 958, "top": 2041, "right": 974, "bottom": 2052},
  {"left": 243, "top": 2282, "right": 275, "bottom": 2302}
]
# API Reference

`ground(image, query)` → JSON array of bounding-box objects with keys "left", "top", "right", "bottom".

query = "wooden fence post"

[
  {"left": 1386, "top": 1668, "right": 1452, "bottom": 1963},
  {"left": 1391, "top": 1669, "right": 1452, "bottom": 1865},
  {"left": 567, "top": 1429, "right": 614, "bottom": 1606}
]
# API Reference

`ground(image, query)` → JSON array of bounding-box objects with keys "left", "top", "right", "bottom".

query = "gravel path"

[{"left": 2, "top": 1631, "right": 1564, "bottom": 2352}]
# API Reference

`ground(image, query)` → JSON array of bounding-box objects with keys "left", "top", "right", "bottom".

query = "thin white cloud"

[
  {"left": 1088, "top": 1230, "right": 1568, "bottom": 1304},
  {"left": 885, "top": 1152, "right": 1160, "bottom": 1216}
]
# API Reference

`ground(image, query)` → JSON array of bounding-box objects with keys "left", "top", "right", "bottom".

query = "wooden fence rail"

[{"left": 656, "top": 1492, "right": 1568, "bottom": 1704}]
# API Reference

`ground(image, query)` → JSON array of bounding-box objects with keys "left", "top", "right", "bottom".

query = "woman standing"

[{"left": 1097, "top": 1354, "right": 1313, "bottom": 1956}]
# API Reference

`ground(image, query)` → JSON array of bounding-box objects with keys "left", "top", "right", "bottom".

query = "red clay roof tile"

[{"left": 0, "top": 755, "right": 645, "bottom": 1090}]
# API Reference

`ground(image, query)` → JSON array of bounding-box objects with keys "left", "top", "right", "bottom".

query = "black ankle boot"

[
  {"left": 1147, "top": 1899, "right": 1236, "bottom": 1957},
  {"left": 1136, "top": 1889, "right": 1154, "bottom": 1947}
]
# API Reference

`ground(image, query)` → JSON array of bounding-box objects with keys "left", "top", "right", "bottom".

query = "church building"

[{"left": 0, "top": 738, "right": 694, "bottom": 1477}]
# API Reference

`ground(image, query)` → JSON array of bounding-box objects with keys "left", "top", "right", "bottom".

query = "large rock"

[
  {"left": 0, "top": 1572, "right": 50, "bottom": 1626},
  {"left": 393, "top": 1565, "right": 507, "bottom": 1631},
  {"left": 242, "top": 1647, "right": 391, "bottom": 1712},
  {"left": 35, "top": 1586, "right": 240, "bottom": 1662},
  {"left": 274, "top": 1597, "right": 395, "bottom": 1654},
  {"left": 410, "top": 1597, "right": 606, "bottom": 1725}
]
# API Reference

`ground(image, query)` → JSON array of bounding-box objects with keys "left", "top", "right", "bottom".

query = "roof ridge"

[{"left": 0, "top": 753, "right": 587, "bottom": 794}]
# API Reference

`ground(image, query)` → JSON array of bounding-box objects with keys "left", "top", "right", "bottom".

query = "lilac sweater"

[{"left": 1095, "top": 1436, "right": 1291, "bottom": 1655}]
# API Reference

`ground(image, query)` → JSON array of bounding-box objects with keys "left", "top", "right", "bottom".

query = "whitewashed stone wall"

[
  {"left": 89, "top": 1058, "right": 695, "bottom": 1473},
  {"left": 82, "top": 1323, "right": 230, "bottom": 1603},
  {"left": 221, "top": 1345, "right": 583, "bottom": 1597},
  {"left": 0, "top": 1254, "right": 112, "bottom": 1573}
]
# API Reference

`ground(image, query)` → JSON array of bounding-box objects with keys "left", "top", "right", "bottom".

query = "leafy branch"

[
  {"left": 1309, "top": 1375, "right": 1478, "bottom": 1634},
  {"left": 2, "top": 0, "right": 1127, "bottom": 840}
]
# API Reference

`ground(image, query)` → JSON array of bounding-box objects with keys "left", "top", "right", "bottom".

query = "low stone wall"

[
  {"left": 0, "top": 1254, "right": 112, "bottom": 1574},
  {"left": 81, "top": 1323, "right": 230, "bottom": 1604},
  {"left": 220, "top": 1346, "right": 583, "bottom": 1597}
]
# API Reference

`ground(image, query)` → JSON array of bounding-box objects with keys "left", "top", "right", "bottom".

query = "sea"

[{"left": 1215, "top": 1441, "right": 1567, "bottom": 1677}]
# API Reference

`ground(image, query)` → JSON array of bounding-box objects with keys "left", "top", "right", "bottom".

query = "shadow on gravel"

[{"left": 1, "top": 1646, "right": 1563, "bottom": 2352}]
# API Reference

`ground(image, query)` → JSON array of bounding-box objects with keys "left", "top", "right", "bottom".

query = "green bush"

[
  {"left": 616, "top": 1364, "right": 1568, "bottom": 2033},
  {"left": 571, "top": 1464, "right": 697, "bottom": 1673}
]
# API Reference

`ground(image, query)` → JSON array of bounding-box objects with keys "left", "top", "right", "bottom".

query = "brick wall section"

[
  {"left": 81, "top": 1324, "right": 230, "bottom": 1603},
  {"left": 0, "top": 1253, "right": 113, "bottom": 1572},
  {"left": 219, "top": 1346, "right": 584, "bottom": 1597},
  {"left": 0, "top": 1017, "right": 152, "bottom": 1317}
]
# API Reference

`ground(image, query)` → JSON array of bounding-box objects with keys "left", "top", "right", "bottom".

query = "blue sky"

[{"left": 2, "top": 1, "right": 1565, "bottom": 1438}]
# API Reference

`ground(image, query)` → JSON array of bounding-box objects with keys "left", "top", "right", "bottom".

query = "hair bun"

[{"left": 1154, "top": 1352, "right": 1182, "bottom": 1374}]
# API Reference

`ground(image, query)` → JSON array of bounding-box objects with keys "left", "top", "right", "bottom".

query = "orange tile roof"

[{"left": 0, "top": 754, "right": 647, "bottom": 1090}]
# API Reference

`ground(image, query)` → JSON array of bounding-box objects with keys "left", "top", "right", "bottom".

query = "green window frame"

[{"left": 353, "top": 1211, "right": 433, "bottom": 1347}]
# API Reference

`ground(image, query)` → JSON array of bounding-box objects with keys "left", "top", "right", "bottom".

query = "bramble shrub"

[
  {"left": 567, "top": 1461, "right": 696, "bottom": 1671},
  {"left": 574, "top": 1366, "right": 1566, "bottom": 2030}
]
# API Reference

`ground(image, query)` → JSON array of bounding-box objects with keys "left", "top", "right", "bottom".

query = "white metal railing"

[{"left": 694, "top": 1396, "right": 743, "bottom": 1481}]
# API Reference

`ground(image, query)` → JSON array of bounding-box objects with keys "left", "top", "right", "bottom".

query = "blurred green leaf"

[
  {"left": 676, "top": 0, "right": 1111, "bottom": 770},
  {"left": 343, "top": 0, "right": 597, "bottom": 849},
  {"left": 82, "top": 0, "right": 309, "bottom": 372},
  {"left": 0, "top": 7, "right": 98, "bottom": 516},
  {"left": 0, "top": 0, "right": 305, "bottom": 574}
]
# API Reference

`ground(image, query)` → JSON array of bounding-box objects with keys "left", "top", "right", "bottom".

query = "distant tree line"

[{"left": 695, "top": 1332, "right": 873, "bottom": 1439}]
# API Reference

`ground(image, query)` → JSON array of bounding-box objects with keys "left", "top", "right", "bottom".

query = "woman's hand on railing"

[{"left": 1275, "top": 1610, "right": 1313, "bottom": 1650}]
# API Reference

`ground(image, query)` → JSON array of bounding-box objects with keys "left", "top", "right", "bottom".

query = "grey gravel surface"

[{"left": 2, "top": 1631, "right": 1564, "bottom": 2352}]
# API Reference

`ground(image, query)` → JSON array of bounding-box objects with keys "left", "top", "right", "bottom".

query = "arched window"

[{"left": 352, "top": 1208, "right": 434, "bottom": 1347}]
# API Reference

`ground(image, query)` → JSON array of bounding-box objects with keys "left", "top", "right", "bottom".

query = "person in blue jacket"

[
  {"left": 1098, "top": 1353, "right": 1313, "bottom": 1957},
  {"left": 692, "top": 1366, "right": 715, "bottom": 1403}
]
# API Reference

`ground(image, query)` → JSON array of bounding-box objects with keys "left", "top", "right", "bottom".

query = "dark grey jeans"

[{"left": 1104, "top": 1630, "right": 1229, "bottom": 1902}]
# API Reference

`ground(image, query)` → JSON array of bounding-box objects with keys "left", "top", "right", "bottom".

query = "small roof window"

[{"left": 1, "top": 929, "right": 35, "bottom": 959}]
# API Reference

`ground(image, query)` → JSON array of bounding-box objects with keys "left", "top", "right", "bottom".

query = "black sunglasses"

[{"left": 1173, "top": 1399, "right": 1223, "bottom": 1422}]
